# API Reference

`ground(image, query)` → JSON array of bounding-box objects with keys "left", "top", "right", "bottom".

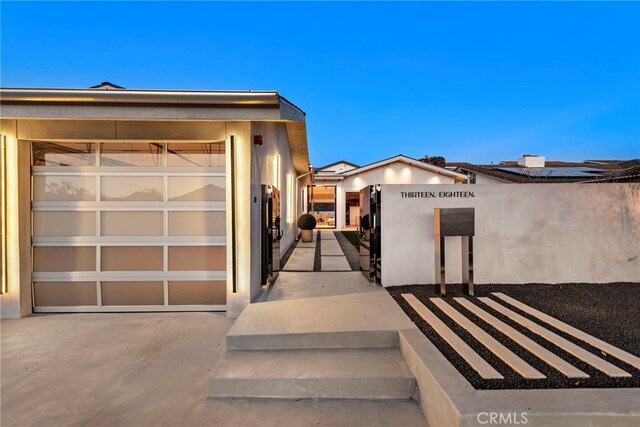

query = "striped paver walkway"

[
  {"left": 399, "top": 293, "right": 635, "bottom": 383},
  {"left": 320, "top": 230, "right": 351, "bottom": 272},
  {"left": 493, "top": 292, "right": 640, "bottom": 371},
  {"left": 455, "top": 298, "right": 588, "bottom": 378},
  {"left": 283, "top": 230, "right": 351, "bottom": 272},
  {"left": 431, "top": 298, "right": 546, "bottom": 379},
  {"left": 403, "top": 294, "right": 503, "bottom": 379},
  {"left": 479, "top": 297, "right": 631, "bottom": 378}
]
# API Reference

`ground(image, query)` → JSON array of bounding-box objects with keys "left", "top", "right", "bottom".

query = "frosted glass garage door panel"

[
  {"left": 33, "top": 176, "right": 96, "bottom": 201},
  {"left": 168, "top": 176, "right": 225, "bottom": 201},
  {"left": 100, "top": 142, "right": 164, "bottom": 167},
  {"left": 101, "top": 246, "right": 163, "bottom": 271},
  {"left": 33, "top": 142, "right": 96, "bottom": 167},
  {"left": 34, "top": 282, "right": 97, "bottom": 306},
  {"left": 33, "top": 211, "right": 96, "bottom": 236},
  {"left": 168, "top": 281, "right": 226, "bottom": 305},
  {"left": 101, "top": 176, "right": 163, "bottom": 201},
  {"left": 101, "top": 281, "right": 164, "bottom": 305},
  {"left": 168, "top": 246, "right": 226, "bottom": 271},
  {"left": 168, "top": 211, "right": 226, "bottom": 236},
  {"left": 167, "top": 142, "right": 225, "bottom": 167},
  {"left": 101, "top": 211, "right": 163, "bottom": 236},
  {"left": 33, "top": 246, "right": 96, "bottom": 272}
]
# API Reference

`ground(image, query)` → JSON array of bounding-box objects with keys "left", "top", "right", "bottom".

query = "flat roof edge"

[{"left": 0, "top": 87, "right": 281, "bottom": 106}]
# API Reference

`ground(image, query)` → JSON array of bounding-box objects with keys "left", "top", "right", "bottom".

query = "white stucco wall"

[
  {"left": 381, "top": 183, "right": 640, "bottom": 286},
  {"left": 249, "top": 121, "right": 298, "bottom": 300},
  {"left": 315, "top": 161, "right": 456, "bottom": 228}
]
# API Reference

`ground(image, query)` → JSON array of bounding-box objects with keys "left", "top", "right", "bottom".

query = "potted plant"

[{"left": 298, "top": 213, "right": 317, "bottom": 243}]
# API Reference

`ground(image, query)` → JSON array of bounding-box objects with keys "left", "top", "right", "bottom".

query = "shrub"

[{"left": 298, "top": 213, "right": 317, "bottom": 230}]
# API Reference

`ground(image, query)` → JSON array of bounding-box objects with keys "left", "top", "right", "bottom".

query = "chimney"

[{"left": 518, "top": 154, "right": 545, "bottom": 169}]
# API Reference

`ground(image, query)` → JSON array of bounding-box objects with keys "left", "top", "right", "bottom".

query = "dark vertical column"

[
  {"left": 439, "top": 236, "right": 446, "bottom": 296},
  {"left": 467, "top": 236, "right": 474, "bottom": 296},
  {"left": 462, "top": 236, "right": 474, "bottom": 296}
]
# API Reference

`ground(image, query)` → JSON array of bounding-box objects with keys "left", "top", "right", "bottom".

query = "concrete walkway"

[
  {"left": 283, "top": 230, "right": 351, "bottom": 272},
  {"left": 209, "top": 256, "right": 425, "bottom": 425},
  {"left": 320, "top": 230, "right": 351, "bottom": 271},
  {"left": 282, "top": 232, "right": 316, "bottom": 271},
  {"left": 0, "top": 232, "right": 426, "bottom": 426},
  {"left": 1, "top": 313, "right": 426, "bottom": 427}
]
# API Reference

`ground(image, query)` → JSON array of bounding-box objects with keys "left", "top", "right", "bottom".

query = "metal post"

[
  {"left": 462, "top": 236, "right": 474, "bottom": 296},
  {"left": 468, "top": 236, "right": 474, "bottom": 296},
  {"left": 436, "top": 235, "right": 446, "bottom": 296}
]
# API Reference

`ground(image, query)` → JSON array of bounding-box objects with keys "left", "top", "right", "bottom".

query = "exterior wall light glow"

[{"left": 0, "top": 134, "right": 6, "bottom": 294}]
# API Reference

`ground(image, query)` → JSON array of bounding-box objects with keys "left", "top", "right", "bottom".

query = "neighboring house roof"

[
  {"left": 579, "top": 165, "right": 640, "bottom": 183},
  {"left": 315, "top": 154, "right": 468, "bottom": 182},
  {"left": 448, "top": 160, "right": 639, "bottom": 183},
  {"left": 315, "top": 160, "right": 360, "bottom": 172},
  {"left": 89, "top": 81, "right": 125, "bottom": 90}
]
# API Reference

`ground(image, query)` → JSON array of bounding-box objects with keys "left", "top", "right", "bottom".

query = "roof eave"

[{"left": 0, "top": 87, "right": 281, "bottom": 106}]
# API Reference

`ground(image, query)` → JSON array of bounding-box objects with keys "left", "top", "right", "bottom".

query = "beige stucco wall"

[
  {"left": 381, "top": 183, "right": 640, "bottom": 286},
  {"left": 0, "top": 120, "right": 32, "bottom": 319},
  {"left": 315, "top": 161, "right": 457, "bottom": 229},
  {"left": 224, "top": 122, "right": 252, "bottom": 318},
  {"left": 247, "top": 122, "right": 298, "bottom": 304}
]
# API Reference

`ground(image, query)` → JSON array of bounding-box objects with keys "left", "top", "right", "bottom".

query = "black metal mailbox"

[{"left": 434, "top": 208, "right": 475, "bottom": 297}]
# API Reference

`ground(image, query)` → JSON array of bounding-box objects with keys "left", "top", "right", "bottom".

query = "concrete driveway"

[{"left": 1, "top": 312, "right": 425, "bottom": 426}]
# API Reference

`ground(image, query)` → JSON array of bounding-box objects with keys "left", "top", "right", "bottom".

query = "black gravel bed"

[
  {"left": 334, "top": 231, "right": 360, "bottom": 271},
  {"left": 313, "top": 231, "right": 321, "bottom": 272},
  {"left": 387, "top": 283, "right": 640, "bottom": 390}
]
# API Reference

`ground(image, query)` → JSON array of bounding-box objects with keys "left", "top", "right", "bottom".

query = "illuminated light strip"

[
  {"left": 455, "top": 298, "right": 588, "bottom": 378},
  {"left": 492, "top": 292, "right": 640, "bottom": 371},
  {"left": 230, "top": 135, "right": 237, "bottom": 294},
  {"left": 480, "top": 297, "right": 631, "bottom": 377},
  {"left": 402, "top": 294, "right": 503, "bottom": 379},
  {"left": 1, "top": 134, "right": 6, "bottom": 294},
  {"left": 430, "top": 298, "right": 545, "bottom": 379}
]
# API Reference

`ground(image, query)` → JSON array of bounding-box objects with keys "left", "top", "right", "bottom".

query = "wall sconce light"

[{"left": 253, "top": 135, "right": 264, "bottom": 146}]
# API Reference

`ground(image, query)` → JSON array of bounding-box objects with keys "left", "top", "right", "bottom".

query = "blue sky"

[{"left": 2, "top": 1, "right": 639, "bottom": 166}]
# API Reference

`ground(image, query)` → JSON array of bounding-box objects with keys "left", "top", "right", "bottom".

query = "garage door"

[{"left": 31, "top": 141, "right": 227, "bottom": 312}]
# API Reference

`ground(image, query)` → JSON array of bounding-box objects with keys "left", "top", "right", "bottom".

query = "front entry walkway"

[
  {"left": 283, "top": 230, "right": 351, "bottom": 272},
  {"left": 208, "top": 239, "right": 426, "bottom": 424}
]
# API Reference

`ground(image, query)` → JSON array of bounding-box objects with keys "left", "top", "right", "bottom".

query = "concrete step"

[
  {"left": 208, "top": 348, "right": 417, "bottom": 399},
  {"left": 227, "top": 292, "right": 416, "bottom": 350},
  {"left": 228, "top": 330, "right": 401, "bottom": 350}
]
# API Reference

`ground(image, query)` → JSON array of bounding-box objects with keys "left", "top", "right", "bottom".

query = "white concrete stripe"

[
  {"left": 430, "top": 298, "right": 545, "bottom": 379},
  {"left": 282, "top": 248, "right": 315, "bottom": 272},
  {"left": 492, "top": 292, "right": 640, "bottom": 371},
  {"left": 402, "top": 294, "right": 503, "bottom": 379},
  {"left": 455, "top": 298, "right": 588, "bottom": 378},
  {"left": 480, "top": 297, "right": 631, "bottom": 378}
]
